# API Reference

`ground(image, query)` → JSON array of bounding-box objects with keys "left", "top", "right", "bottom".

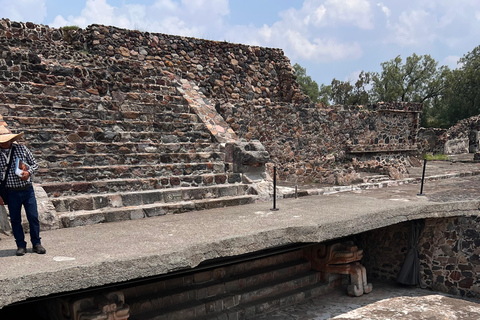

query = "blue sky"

[{"left": 1, "top": 0, "right": 480, "bottom": 86}]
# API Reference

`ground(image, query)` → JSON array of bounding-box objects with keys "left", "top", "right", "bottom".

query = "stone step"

[
  {"left": 0, "top": 73, "right": 177, "bottom": 95},
  {"left": 127, "top": 258, "right": 311, "bottom": 316},
  {"left": 128, "top": 259, "right": 310, "bottom": 317},
  {"left": 0, "top": 96, "right": 192, "bottom": 118},
  {"left": 363, "top": 175, "right": 391, "bottom": 183},
  {"left": 4, "top": 115, "right": 207, "bottom": 133},
  {"left": 38, "top": 150, "right": 224, "bottom": 167},
  {"left": 26, "top": 132, "right": 214, "bottom": 153},
  {"left": 36, "top": 162, "right": 227, "bottom": 183},
  {"left": 130, "top": 269, "right": 322, "bottom": 320},
  {"left": 41, "top": 173, "right": 242, "bottom": 196},
  {"left": 24, "top": 128, "right": 212, "bottom": 145},
  {"left": 217, "top": 281, "right": 335, "bottom": 320},
  {"left": 51, "top": 184, "right": 250, "bottom": 213},
  {"left": 58, "top": 194, "right": 257, "bottom": 228},
  {"left": 0, "top": 89, "right": 186, "bottom": 113},
  {"left": 0, "top": 103, "right": 200, "bottom": 123}
]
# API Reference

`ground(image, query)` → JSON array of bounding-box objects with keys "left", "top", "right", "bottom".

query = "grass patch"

[{"left": 423, "top": 154, "right": 449, "bottom": 161}]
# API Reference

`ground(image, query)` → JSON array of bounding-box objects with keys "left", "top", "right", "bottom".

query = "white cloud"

[
  {"left": 388, "top": 9, "right": 433, "bottom": 46},
  {"left": 382, "top": 0, "right": 480, "bottom": 49},
  {"left": 324, "top": 0, "right": 374, "bottom": 29},
  {"left": 0, "top": 0, "right": 47, "bottom": 23},
  {"left": 377, "top": 3, "right": 391, "bottom": 18},
  {"left": 280, "top": 0, "right": 374, "bottom": 30},
  {"left": 257, "top": 27, "right": 362, "bottom": 62},
  {"left": 50, "top": 0, "right": 229, "bottom": 37}
]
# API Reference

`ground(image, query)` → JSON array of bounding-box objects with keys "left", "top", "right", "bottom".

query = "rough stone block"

[
  {"left": 93, "top": 196, "right": 109, "bottom": 209},
  {"left": 144, "top": 206, "right": 167, "bottom": 217},
  {"left": 141, "top": 191, "right": 162, "bottom": 204},
  {"left": 69, "top": 197, "right": 95, "bottom": 211},
  {"left": 163, "top": 191, "right": 183, "bottom": 203},
  {"left": 122, "top": 193, "right": 144, "bottom": 206}
]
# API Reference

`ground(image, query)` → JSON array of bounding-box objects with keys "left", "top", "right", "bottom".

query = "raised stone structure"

[{"left": 0, "top": 18, "right": 423, "bottom": 233}]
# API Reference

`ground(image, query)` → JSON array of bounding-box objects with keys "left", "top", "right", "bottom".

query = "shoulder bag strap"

[{"left": 1, "top": 145, "right": 16, "bottom": 189}]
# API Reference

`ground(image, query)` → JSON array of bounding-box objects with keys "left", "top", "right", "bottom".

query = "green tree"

[
  {"left": 370, "top": 54, "right": 445, "bottom": 104},
  {"left": 293, "top": 63, "right": 320, "bottom": 103},
  {"left": 318, "top": 71, "right": 372, "bottom": 106},
  {"left": 369, "top": 54, "right": 448, "bottom": 126},
  {"left": 318, "top": 83, "right": 332, "bottom": 105},
  {"left": 437, "top": 45, "right": 480, "bottom": 127},
  {"left": 330, "top": 78, "right": 353, "bottom": 105}
]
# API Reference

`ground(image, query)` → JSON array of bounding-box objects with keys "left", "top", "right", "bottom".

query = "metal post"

[
  {"left": 271, "top": 166, "right": 279, "bottom": 211},
  {"left": 417, "top": 159, "right": 427, "bottom": 196}
]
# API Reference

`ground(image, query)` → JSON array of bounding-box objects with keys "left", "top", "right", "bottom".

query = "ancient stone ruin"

[
  {"left": 0, "top": 18, "right": 424, "bottom": 232},
  {"left": 418, "top": 114, "right": 480, "bottom": 157}
]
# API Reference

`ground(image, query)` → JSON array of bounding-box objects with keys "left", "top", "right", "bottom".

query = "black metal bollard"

[
  {"left": 417, "top": 159, "right": 427, "bottom": 196},
  {"left": 271, "top": 166, "right": 279, "bottom": 211}
]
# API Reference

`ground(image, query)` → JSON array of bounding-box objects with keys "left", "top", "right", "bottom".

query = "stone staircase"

[
  {"left": 125, "top": 249, "right": 343, "bottom": 320},
  {"left": 0, "top": 47, "right": 259, "bottom": 228}
]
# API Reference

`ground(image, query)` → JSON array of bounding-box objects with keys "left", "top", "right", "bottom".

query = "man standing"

[{"left": 0, "top": 125, "right": 45, "bottom": 256}]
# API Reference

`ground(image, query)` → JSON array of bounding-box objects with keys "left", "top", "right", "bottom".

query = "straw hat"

[{"left": 0, "top": 125, "right": 24, "bottom": 143}]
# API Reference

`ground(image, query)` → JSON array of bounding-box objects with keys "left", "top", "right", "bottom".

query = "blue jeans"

[{"left": 7, "top": 186, "right": 41, "bottom": 248}]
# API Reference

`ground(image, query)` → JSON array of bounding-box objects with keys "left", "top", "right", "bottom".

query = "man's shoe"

[
  {"left": 16, "top": 247, "right": 26, "bottom": 256},
  {"left": 33, "top": 244, "right": 46, "bottom": 254}
]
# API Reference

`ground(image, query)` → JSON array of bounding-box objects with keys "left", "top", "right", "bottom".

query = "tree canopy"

[
  {"left": 293, "top": 63, "right": 320, "bottom": 103},
  {"left": 295, "top": 46, "right": 480, "bottom": 128}
]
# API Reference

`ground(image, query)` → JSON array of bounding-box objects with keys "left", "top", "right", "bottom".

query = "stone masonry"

[
  {"left": 356, "top": 216, "right": 480, "bottom": 299},
  {"left": 0, "top": 18, "right": 424, "bottom": 232}
]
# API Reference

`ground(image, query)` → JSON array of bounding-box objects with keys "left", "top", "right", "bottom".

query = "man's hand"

[
  {"left": 20, "top": 170, "right": 30, "bottom": 181},
  {"left": 0, "top": 196, "right": 5, "bottom": 206}
]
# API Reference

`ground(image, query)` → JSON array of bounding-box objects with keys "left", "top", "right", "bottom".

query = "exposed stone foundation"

[{"left": 356, "top": 217, "right": 480, "bottom": 298}]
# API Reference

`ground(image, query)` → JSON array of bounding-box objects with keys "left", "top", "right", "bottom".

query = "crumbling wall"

[{"left": 418, "top": 115, "right": 480, "bottom": 155}]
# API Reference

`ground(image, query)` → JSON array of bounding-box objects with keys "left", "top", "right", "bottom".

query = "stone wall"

[
  {"left": 0, "top": 19, "right": 305, "bottom": 105},
  {"left": 0, "top": 19, "right": 422, "bottom": 185},
  {"left": 417, "top": 127, "right": 447, "bottom": 155},
  {"left": 222, "top": 101, "right": 421, "bottom": 183},
  {"left": 418, "top": 114, "right": 480, "bottom": 155},
  {"left": 356, "top": 217, "right": 480, "bottom": 298}
]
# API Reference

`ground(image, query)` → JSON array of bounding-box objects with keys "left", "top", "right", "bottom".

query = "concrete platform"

[{"left": 0, "top": 160, "right": 479, "bottom": 312}]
